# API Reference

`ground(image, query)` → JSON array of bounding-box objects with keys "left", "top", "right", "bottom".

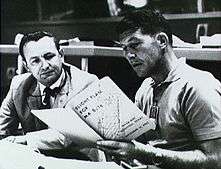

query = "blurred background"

[{"left": 1, "top": 0, "right": 221, "bottom": 102}]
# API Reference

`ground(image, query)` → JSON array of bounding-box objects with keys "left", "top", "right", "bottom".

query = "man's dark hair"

[
  {"left": 19, "top": 31, "right": 60, "bottom": 62},
  {"left": 117, "top": 8, "right": 173, "bottom": 45}
]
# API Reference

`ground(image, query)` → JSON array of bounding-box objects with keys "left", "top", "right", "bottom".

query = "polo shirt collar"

[
  {"left": 151, "top": 57, "right": 186, "bottom": 88},
  {"left": 163, "top": 57, "right": 186, "bottom": 83}
]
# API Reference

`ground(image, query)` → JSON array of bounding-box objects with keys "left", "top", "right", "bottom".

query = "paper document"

[
  {"left": 0, "top": 141, "right": 123, "bottom": 169},
  {"left": 32, "top": 108, "right": 102, "bottom": 146},
  {"left": 32, "top": 77, "right": 156, "bottom": 144}
]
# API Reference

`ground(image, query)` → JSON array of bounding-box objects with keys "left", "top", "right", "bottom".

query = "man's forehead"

[
  {"left": 120, "top": 30, "right": 136, "bottom": 42},
  {"left": 23, "top": 36, "right": 57, "bottom": 57},
  {"left": 25, "top": 36, "right": 56, "bottom": 49},
  {"left": 120, "top": 29, "right": 144, "bottom": 43}
]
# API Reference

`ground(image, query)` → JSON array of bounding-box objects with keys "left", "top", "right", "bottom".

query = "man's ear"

[
  {"left": 59, "top": 49, "right": 65, "bottom": 62},
  {"left": 155, "top": 32, "right": 169, "bottom": 49},
  {"left": 17, "top": 55, "right": 29, "bottom": 74},
  {"left": 22, "top": 61, "right": 29, "bottom": 72}
]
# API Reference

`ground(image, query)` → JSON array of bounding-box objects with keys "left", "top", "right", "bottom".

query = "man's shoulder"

[
  {"left": 180, "top": 65, "right": 221, "bottom": 101},
  {"left": 63, "top": 64, "right": 99, "bottom": 100},
  {"left": 10, "top": 73, "right": 33, "bottom": 89},
  {"left": 68, "top": 64, "right": 98, "bottom": 79},
  {"left": 182, "top": 65, "right": 220, "bottom": 90}
]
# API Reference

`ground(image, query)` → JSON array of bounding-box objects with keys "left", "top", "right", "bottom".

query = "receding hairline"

[
  {"left": 22, "top": 36, "right": 59, "bottom": 59},
  {"left": 23, "top": 36, "right": 57, "bottom": 52}
]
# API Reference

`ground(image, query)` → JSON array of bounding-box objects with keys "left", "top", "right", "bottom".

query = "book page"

[
  {"left": 66, "top": 76, "right": 156, "bottom": 141},
  {"left": 32, "top": 107, "right": 102, "bottom": 146}
]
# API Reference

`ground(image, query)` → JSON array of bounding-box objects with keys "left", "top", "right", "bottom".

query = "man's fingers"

[
  {"left": 96, "top": 146, "right": 124, "bottom": 156},
  {"left": 2, "top": 135, "right": 27, "bottom": 145},
  {"left": 96, "top": 140, "right": 135, "bottom": 158},
  {"left": 3, "top": 136, "right": 16, "bottom": 143},
  {"left": 97, "top": 140, "right": 121, "bottom": 149}
]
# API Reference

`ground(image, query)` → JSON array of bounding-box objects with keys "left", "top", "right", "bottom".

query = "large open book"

[{"left": 32, "top": 77, "right": 156, "bottom": 146}]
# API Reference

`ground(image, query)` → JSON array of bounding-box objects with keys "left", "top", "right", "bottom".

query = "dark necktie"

[
  {"left": 42, "top": 87, "right": 61, "bottom": 109},
  {"left": 42, "top": 69, "right": 67, "bottom": 109}
]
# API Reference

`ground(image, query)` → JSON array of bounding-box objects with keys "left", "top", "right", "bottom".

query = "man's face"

[
  {"left": 23, "top": 36, "right": 63, "bottom": 86},
  {"left": 120, "top": 29, "right": 162, "bottom": 77}
]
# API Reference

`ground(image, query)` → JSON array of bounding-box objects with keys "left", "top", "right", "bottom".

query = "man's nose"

[
  {"left": 41, "top": 59, "right": 50, "bottom": 69},
  {"left": 126, "top": 52, "right": 136, "bottom": 59}
]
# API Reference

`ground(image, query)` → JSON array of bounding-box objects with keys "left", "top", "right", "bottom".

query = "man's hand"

[
  {"left": 96, "top": 140, "right": 135, "bottom": 157},
  {"left": 2, "top": 135, "right": 27, "bottom": 145}
]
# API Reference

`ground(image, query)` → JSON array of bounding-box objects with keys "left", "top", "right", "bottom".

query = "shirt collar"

[
  {"left": 164, "top": 57, "right": 186, "bottom": 83},
  {"left": 39, "top": 69, "right": 65, "bottom": 95},
  {"left": 151, "top": 57, "right": 186, "bottom": 88}
]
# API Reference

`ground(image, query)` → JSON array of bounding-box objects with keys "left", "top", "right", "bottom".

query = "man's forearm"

[
  {"left": 132, "top": 141, "right": 219, "bottom": 169},
  {"left": 25, "top": 129, "right": 72, "bottom": 150}
]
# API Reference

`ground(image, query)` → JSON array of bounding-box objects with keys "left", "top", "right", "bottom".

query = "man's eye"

[
  {"left": 44, "top": 54, "right": 55, "bottom": 60},
  {"left": 128, "top": 43, "right": 140, "bottom": 50},
  {"left": 31, "top": 59, "right": 40, "bottom": 64},
  {"left": 122, "top": 43, "right": 140, "bottom": 51}
]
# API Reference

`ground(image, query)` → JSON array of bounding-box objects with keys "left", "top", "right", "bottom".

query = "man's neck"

[{"left": 151, "top": 47, "right": 178, "bottom": 85}]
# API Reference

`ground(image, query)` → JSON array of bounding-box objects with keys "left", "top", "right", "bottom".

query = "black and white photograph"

[{"left": 0, "top": 0, "right": 221, "bottom": 169}]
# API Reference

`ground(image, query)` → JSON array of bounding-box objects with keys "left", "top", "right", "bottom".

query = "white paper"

[
  {"left": 32, "top": 77, "right": 156, "bottom": 144},
  {"left": 200, "top": 34, "right": 221, "bottom": 47},
  {"left": 32, "top": 107, "right": 102, "bottom": 146},
  {"left": 66, "top": 76, "right": 156, "bottom": 140},
  {"left": 0, "top": 141, "right": 123, "bottom": 169}
]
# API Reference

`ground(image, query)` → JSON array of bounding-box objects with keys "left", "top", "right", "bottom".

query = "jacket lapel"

[
  {"left": 53, "top": 67, "right": 71, "bottom": 108},
  {"left": 13, "top": 75, "right": 41, "bottom": 120},
  {"left": 27, "top": 83, "right": 42, "bottom": 111}
]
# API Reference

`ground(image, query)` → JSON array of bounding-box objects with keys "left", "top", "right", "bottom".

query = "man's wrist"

[
  {"left": 152, "top": 149, "right": 163, "bottom": 167},
  {"left": 131, "top": 140, "right": 164, "bottom": 166}
]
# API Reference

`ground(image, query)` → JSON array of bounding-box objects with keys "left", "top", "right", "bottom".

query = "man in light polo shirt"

[{"left": 97, "top": 8, "right": 221, "bottom": 169}]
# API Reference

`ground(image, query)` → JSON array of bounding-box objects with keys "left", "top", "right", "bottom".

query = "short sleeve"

[{"left": 182, "top": 78, "right": 221, "bottom": 141}]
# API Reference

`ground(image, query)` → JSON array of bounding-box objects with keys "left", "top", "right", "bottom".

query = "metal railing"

[{"left": 0, "top": 44, "right": 221, "bottom": 73}]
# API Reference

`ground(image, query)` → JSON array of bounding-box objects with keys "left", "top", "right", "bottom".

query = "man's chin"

[
  {"left": 135, "top": 70, "right": 149, "bottom": 78},
  {"left": 39, "top": 76, "right": 58, "bottom": 86},
  {"left": 137, "top": 73, "right": 146, "bottom": 78}
]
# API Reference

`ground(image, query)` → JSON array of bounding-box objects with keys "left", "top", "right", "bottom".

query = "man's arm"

[
  {"left": 97, "top": 138, "right": 221, "bottom": 169},
  {"left": 0, "top": 84, "right": 19, "bottom": 138},
  {"left": 0, "top": 87, "right": 71, "bottom": 150},
  {"left": 2, "top": 128, "right": 72, "bottom": 150}
]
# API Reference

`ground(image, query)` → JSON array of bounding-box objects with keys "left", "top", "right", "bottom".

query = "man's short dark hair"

[
  {"left": 19, "top": 31, "right": 60, "bottom": 62},
  {"left": 117, "top": 8, "right": 173, "bottom": 45}
]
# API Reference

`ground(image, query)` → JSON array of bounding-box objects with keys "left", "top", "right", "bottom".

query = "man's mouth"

[
  {"left": 41, "top": 70, "right": 54, "bottom": 77},
  {"left": 130, "top": 61, "right": 142, "bottom": 67}
]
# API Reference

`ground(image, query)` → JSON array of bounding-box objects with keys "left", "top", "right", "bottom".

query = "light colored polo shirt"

[{"left": 135, "top": 58, "right": 221, "bottom": 150}]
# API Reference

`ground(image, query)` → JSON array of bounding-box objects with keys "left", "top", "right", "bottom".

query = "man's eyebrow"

[
  {"left": 29, "top": 56, "right": 39, "bottom": 60},
  {"left": 42, "top": 52, "right": 55, "bottom": 57},
  {"left": 114, "top": 37, "right": 141, "bottom": 46},
  {"left": 114, "top": 36, "right": 142, "bottom": 49},
  {"left": 43, "top": 52, "right": 54, "bottom": 56},
  {"left": 127, "top": 37, "right": 141, "bottom": 43}
]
